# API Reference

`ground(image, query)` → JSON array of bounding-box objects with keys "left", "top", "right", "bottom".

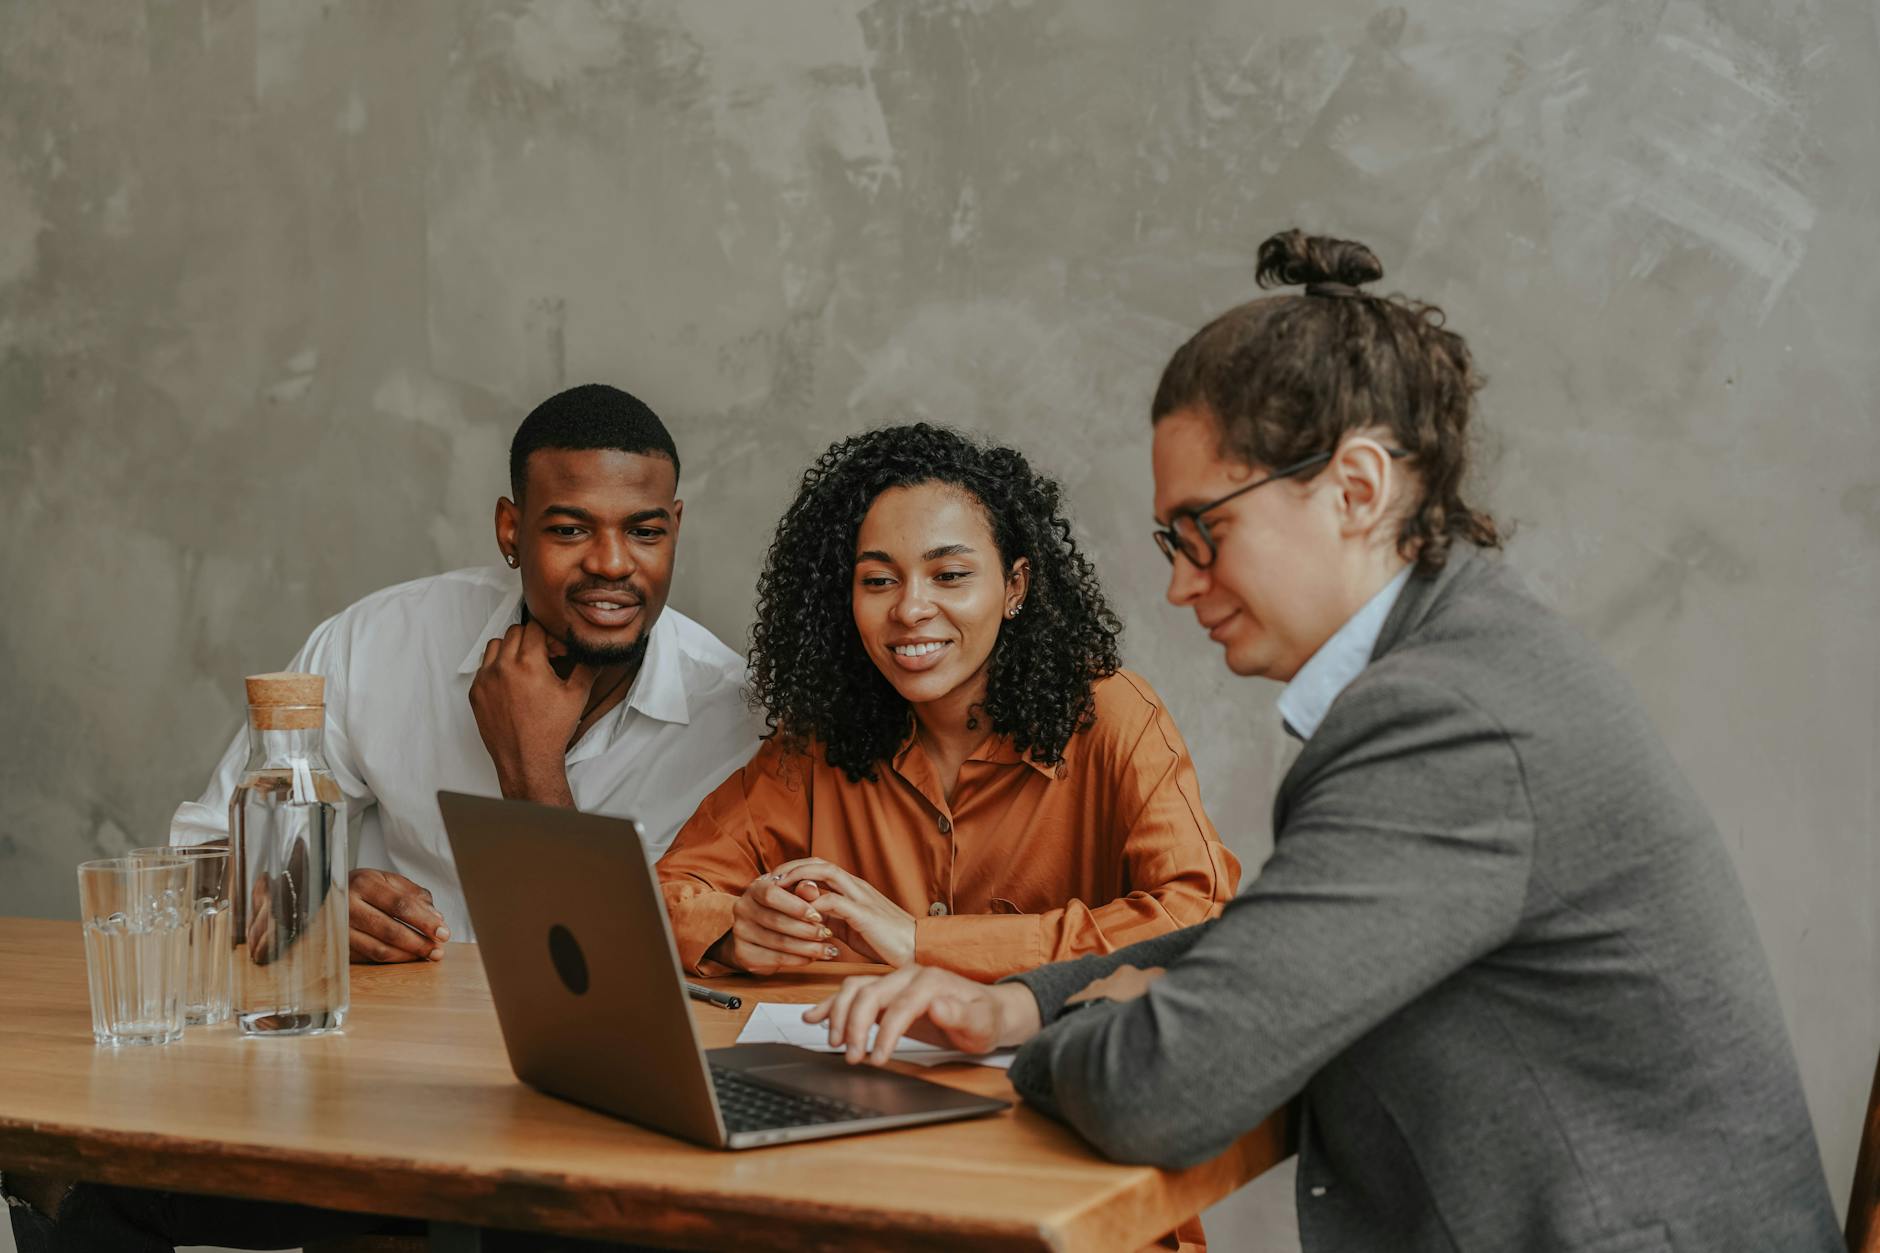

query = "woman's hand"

[
  {"left": 770, "top": 858, "right": 917, "bottom": 967},
  {"left": 711, "top": 871, "right": 840, "bottom": 975},
  {"left": 804, "top": 964, "right": 1044, "bottom": 1065}
]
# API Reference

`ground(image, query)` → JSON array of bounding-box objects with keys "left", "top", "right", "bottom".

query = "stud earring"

[
  {"left": 504, "top": 554, "right": 518, "bottom": 568},
  {"left": 1007, "top": 603, "right": 1021, "bottom": 619}
]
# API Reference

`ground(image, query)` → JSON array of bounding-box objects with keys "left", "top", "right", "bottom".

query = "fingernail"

[
  {"left": 824, "top": 945, "right": 839, "bottom": 959},
  {"left": 428, "top": 949, "right": 444, "bottom": 961},
  {"left": 435, "top": 927, "right": 451, "bottom": 941},
  {"left": 817, "top": 927, "right": 832, "bottom": 940},
  {"left": 805, "top": 910, "right": 821, "bottom": 923}
]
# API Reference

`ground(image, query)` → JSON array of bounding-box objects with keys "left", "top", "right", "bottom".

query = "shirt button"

[
  {"left": 1309, "top": 1186, "right": 1329, "bottom": 1198},
  {"left": 928, "top": 901, "right": 948, "bottom": 916},
  {"left": 938, "top": 816, "right": 953, "bottom": 835}
]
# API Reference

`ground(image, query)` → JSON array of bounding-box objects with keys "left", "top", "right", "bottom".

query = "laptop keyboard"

[{"left": 709, "top": 1064, "right": 875, "bottom": 1133}]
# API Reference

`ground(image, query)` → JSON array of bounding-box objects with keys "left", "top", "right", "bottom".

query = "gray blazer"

[{"left": 1006, "top": 545, "right": 1839, "bottom": 1253}]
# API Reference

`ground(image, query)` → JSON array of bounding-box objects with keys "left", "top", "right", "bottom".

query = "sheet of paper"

[{"left": 735, "top": 1001, "right": 1016, "bottom": 1070}]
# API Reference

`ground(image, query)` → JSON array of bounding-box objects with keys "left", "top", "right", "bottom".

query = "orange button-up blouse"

[{"left": 656, "top": 670, "right": 1240, "bottom": 982}]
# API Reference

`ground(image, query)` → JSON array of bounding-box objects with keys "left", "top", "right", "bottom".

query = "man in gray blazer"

[{"left": 816, "top": 545, "right": 1841, "bottom": 1253}]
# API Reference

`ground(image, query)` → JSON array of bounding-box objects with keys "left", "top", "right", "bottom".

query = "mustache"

[{"left": 567, "top": 580, "right": 646, "bottom": 604}]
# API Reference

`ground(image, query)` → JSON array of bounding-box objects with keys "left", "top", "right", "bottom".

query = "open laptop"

[{"left": 437, "top": 791, "right": 1009, "bottom": 1149}]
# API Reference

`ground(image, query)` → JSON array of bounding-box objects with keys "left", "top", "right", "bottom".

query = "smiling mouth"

[
  {"left": 1203, "top": 612, "right": 1239, "bottom": 640},
  {"left": 886, "top": 640, "right": 952, "bottom": 671},
  {"left": 569, "top": 594, "right": 643, "bottom": 629}
]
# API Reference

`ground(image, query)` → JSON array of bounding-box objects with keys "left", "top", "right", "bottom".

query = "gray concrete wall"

[{"left": 2, "top": 2, "right": 1874, "bottom": 1247}]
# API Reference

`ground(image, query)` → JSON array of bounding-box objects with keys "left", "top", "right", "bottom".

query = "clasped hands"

[{"left": 713, "top": 858, "right": 918, "bottom": 976}]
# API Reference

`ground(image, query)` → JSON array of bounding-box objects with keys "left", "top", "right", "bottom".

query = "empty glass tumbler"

[
  {"left": 131, "top": 845, "right": 231, "bottom": 1026},
  {"left": 77, "top": 855, "right": 192, "bottom": 1046},
  {"left": 229, "top": 672, "right": 350, "bottom": 1036}
]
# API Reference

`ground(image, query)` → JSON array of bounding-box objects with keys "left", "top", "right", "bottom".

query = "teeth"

[
  {"left": 893, "top": 642, "right": 947, "bottom": 657},
  {"left": 592, "top": 602, "right": 624, "bottom": 611}
]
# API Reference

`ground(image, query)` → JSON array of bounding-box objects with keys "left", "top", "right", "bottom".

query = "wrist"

[
  {"left": 994, "top": 983, "right": 1043, "bottom": 1048},
  {"left": 500, "top": 755, "right": 573, "bottom": 805}
]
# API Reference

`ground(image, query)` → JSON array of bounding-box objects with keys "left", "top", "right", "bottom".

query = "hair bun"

[{"left": 1255, "top": 229, "right": 1385, "bottom": 291}]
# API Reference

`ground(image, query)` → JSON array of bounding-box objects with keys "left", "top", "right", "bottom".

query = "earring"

[
  {"left": 504, "top": 553, "right": 518, "bottom": 568},
  {"left": 1007, "top": 603, "right": 1021, "bottom": 619}
]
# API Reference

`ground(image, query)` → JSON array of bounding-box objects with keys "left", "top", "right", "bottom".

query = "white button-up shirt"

[
  {"left": 171, "top": 567, "right": 763, "bottom": 940},
  {"left": 1277, "top": 565, "right": 1414, "bottom": 742}
]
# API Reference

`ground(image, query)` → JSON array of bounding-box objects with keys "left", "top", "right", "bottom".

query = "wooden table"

[{"left": 0, "top": 917, "right": 1289, "bottom": 1250}]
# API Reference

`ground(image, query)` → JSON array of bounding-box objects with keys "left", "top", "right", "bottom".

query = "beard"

[{"left": 559, "top": 624, "right": 652, "bottom": 671}]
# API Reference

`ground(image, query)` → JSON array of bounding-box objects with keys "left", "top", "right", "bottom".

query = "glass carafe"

[{"left": 228, "top": 672, "right": 349, "bottom": 1036}]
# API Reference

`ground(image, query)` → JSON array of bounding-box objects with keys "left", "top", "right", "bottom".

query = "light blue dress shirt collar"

[{"left": 1276, "top": 565, "right": 1414, "bottom": 741}]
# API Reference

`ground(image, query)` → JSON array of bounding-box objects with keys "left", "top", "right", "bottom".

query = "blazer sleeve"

[
  {"left": 655, "top": 740, "right": 812, "bottom": 975},
  {"left": 1005, "top": 676, "right": 1536, "bottom": 1168},
  {"left": 913, "top": 693, "right": 1242, "bottom": 982}
]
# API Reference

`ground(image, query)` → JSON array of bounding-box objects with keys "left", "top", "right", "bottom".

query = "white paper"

[{"left": 735, "top": 1001, "right": 1016, "bottom": 1070}]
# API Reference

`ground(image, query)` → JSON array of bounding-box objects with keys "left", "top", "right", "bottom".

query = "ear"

[
  {"left": 670, "top": 497, "right": 684, "bottom": 539},
  {"left": 1327, "top": 436, "right": 1396, "bottom": 538},
  {"left": 1005, "top": 556, "right": 1031, "bottom": 615},
  {"left": 495, "top": 497, "right": 520, "bottom": 569}
]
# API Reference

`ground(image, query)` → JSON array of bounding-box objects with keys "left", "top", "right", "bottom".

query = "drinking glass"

[
  {"left": 131, "top": 845, "right": 232, "bottom": 1026},
  {"left": 76, "top": 856, "right": 191, "bottom": 1046}
]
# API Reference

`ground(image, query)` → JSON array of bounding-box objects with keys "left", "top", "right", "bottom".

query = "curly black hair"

[{"left": 749, "top": 424, "right": 1123, "bottom": 783}]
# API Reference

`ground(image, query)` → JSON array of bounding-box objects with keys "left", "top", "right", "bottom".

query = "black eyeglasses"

[{"left": 1152, "top": 448, "right": 1408, "bottom": 569}]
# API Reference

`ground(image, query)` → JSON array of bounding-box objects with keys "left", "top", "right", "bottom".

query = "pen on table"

[{"left": 686, "top": 982, "right": 742, "bottom": 1011}]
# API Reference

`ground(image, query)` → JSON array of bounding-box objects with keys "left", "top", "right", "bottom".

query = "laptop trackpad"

[{"left": 747, "top": 1060, "right": 981, "bottom": 1112}]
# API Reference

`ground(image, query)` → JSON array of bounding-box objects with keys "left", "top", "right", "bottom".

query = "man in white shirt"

[
  {"left": 3, "top": 387, "right": 765, "bottom": 1247},
  {"left": 173, "top": 381, "right": 761, "bottom": 959}
]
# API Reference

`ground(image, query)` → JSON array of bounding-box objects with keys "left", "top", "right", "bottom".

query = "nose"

[
  {"left": 585, "top": 530, "right": 639, "bottom": 582},
  {"left": 890, "top": 581, "right": 936, "bottom": 627},
  {"left": 1165, "top": 550, "right": 1209, "bottom": 607}
]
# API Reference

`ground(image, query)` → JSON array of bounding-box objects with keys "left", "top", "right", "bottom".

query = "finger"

[
  {"left": 356, "top": 874, "right": 449, "bottom": 939},
  {"left": 772, "top": 860, "right": 850, "bottom": 891},
  {"left": 842, "top": 980, "right": 888, "bottom": 1064},
  {"left": 870, "top": 986, "right": 937, "bottom": 1065},
  {"left": 479, "top": 637, "right": 503, "bottom": 669},
  {"left": 501, "top": 622, "right": 527, "bottom": 663},
  {"left": 350, "top": 892, "right": 434, "bottom": 958},
  {"left": 349, "top": 926, "right": 413, "bottom": 964},
  {"left": 819, "top": 975, "right": 872, "bottom": 1048},
  {"left": 734, "top": 916, "right": 830, "bottom": 961},
  {"left": 732, "top": 937, "right": 815, "bottom": 972},
  {"left": 750, "top": 880, "right": 819, "bottom": 923},
  {"left": 743, "top": 899, "right": 826, "bottom": 942},
  {"left": 520, "top": 619, "right": 552, "bottom": 665},
  {"left": 836, "top": 965, "right": 922, "bottom": 1063},
  {"left": 793, "top": 880, "right": 822, "bottom": 903}
]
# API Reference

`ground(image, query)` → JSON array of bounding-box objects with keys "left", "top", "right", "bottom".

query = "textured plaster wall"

[{"left": 1, "top": 2, "right": 1875, "bottom": 1246}]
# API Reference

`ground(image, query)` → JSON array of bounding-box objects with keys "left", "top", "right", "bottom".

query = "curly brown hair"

[
  {"left": 1152, "top": 228, "right": 1500, "bottom": 575},
  {"left": 748, "top": 424, "right": 1122, "bottom": 783}
]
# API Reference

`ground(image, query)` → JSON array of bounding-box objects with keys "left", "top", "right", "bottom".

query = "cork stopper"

[{"left": 246, "top": 672, "right": 324, "bottom": 730}]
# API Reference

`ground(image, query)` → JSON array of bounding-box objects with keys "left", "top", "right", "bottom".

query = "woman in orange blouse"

[{"left": 657, "top": 424, "right": 1239, "bottom": 981}]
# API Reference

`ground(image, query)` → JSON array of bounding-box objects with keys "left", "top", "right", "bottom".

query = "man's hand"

[
  {"left": 707, "top": 872, "right": 840, "bottom": 976},
  {"left": 468, "top": 621, "right": 594, "bottom": 805},
  {"left": 804, "top": 965, "right": 1043, "bottom": 1066},
  {"left": 349, "top": 868, "right": 449, "bottom": 964},
  {"left": 770, "top": 858, "right": 917, "bottom": 967}
]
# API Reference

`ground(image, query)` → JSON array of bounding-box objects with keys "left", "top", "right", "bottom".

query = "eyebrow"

[
  {"left": 540, "top": 505, "right": 672, "bottom": 525},
  {"left": 856, "top": 543, "right": 978, "bottom": 564}
]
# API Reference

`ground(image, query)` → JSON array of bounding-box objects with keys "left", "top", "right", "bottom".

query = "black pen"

[{"left": 686, "top": 982, "right": 741, "bottom": 1011}]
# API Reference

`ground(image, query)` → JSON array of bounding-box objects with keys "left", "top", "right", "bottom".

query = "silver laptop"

[{"left": 437, "top": 791, "right": 1009, "bottom": 1149}]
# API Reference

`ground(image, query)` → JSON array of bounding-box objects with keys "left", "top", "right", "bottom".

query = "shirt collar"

[
  {"left": 454, "top": 590, "right": 691, "bottom": 727},
  {"left": 890, "top": 725, "right": 1058, "bottom": 780},
  {"left": 1276, "top": 565, "right": 1413, "bottom": 741}
]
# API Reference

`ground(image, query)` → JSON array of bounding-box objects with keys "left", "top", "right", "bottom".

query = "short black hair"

[{"left": 508, "top": 383, "right": 680, "bottom": 498}]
